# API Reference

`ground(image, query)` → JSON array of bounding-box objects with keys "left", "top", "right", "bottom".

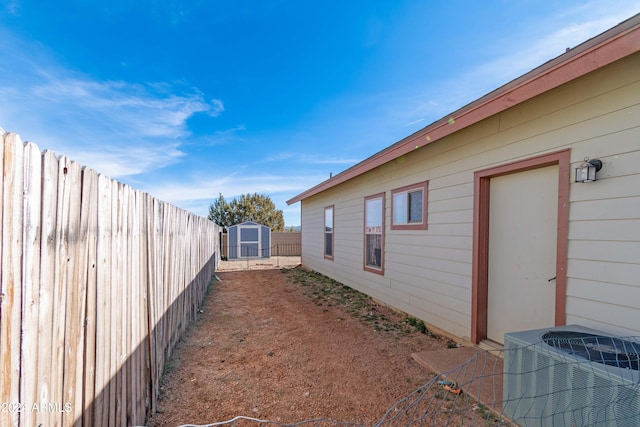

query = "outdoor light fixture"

[{"left": 575, "top": 157, "right": 602, "bottom": 183}]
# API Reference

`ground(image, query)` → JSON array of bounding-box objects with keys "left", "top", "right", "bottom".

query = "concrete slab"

[{"left": 412, "top": 346, "right": 504, "bottom": 412}]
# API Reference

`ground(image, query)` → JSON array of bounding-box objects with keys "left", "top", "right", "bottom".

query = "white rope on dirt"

[
  {"left": 177, "top": 416, "right": 360, "bottom": 427},
  {"left": 178, "top": 415, "right": 274, "bottom": 427}
]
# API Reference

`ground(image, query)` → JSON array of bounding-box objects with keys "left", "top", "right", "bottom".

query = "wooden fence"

[{"left": 0, "top": 132, "right": 220, "bottom": 426}]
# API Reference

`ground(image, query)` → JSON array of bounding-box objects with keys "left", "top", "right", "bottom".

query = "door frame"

[{"left": 471, "top": 149, "right": 570, "bottom": 344}]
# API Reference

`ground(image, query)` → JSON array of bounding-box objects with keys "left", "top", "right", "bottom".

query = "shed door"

[
  {"left": 239, "top": 225, "right": 260, "bottom": 258},
  {"left": 487, "top": 165, "right": 558, "bottom": 343}
]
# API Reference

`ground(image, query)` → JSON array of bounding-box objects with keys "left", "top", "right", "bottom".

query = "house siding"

[{"left": 300, "top": 52, "right": 640, "bottom": 341}]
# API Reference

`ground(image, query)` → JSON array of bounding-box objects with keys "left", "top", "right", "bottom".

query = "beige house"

[{"left": 287, "top": 14, "right": 640, "bottom": 346}]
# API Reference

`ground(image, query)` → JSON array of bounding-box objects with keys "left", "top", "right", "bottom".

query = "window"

[
  {"left": 324, "top": 205, "right": 334, "bottom": 259},
  {"left": 364, "top": 193, "right": 384, "bottom": 274},
  {"left": 391, "top": 181, "right": 428, "bottom": 230}
]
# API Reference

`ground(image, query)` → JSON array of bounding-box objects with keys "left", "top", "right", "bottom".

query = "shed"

[{"left": 227, "top": 221, "right": 271, "bottom": 260}]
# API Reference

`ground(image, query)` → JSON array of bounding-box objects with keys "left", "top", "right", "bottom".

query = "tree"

[
  {"left": 208, "top": 192, "right": 285, "bottom": 231},
  {"left": 208, "top": 193, "right": 233, "bottom": 229}
]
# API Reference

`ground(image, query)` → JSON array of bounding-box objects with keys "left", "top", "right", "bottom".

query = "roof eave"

[{"left": 287, "top": 14, "right": 640, "bottom": 205}]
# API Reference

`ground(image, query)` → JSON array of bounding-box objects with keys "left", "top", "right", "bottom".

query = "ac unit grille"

[
  {"left": 542, "top": 331, "right": 640, "bottom": 370},
  {"left": 503, "top": 325, "right": 640, "bottom": 427}
]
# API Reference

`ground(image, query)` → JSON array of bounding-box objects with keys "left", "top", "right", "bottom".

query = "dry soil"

[{"left": 147, "top": 267, "right": 452, "bottom": 427}]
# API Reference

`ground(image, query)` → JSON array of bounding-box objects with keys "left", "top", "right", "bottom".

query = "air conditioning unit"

[{"left": 503, "top": 324, "right": 640, "bottom": 427}]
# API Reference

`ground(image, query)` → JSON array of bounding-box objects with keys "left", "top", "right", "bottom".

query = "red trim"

[
  {"left": 471, "top": 150, "right": 570, "bottom": 344},
  {"left": 287, "top": 16, "right": 640, "bottom": 206},
  {"left": 363, "top": 193, "right": 385, "bottom": 275},
  {"left": 390, "top": 181, "right": 428, "bottom": 230}
]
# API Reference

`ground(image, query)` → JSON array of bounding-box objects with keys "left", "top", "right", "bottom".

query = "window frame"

[
  {"left": 324, "top": 205, "right": 334, "bottom": 260},
  {"left": 363, "top": 193, "right": 385, "bottom": 275},
  {"left": 391, "top": 181, "right": 428, "bottom": 230}
]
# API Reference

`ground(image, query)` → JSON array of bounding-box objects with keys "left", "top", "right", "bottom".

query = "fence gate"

[{"left": 227, "top": 221, "right": 271, "bottom": 259}]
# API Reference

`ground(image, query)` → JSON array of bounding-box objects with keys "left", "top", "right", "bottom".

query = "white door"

[
  {"left": 239, "top": 226, "right": 260, "bottom": 258},
  {"left": 487, "top": 165, "right": 559, "bottom": 344}
]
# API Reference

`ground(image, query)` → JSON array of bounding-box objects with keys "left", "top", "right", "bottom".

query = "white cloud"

[
  {"left": 374, "top": 4, "right": 640, "bottom": 134},
  {"left": 25, "top": 75, "right": 215, "bottom": 139},
  {"left": 471, "top": 10, "right": 639, "bottom": 86},
  {"left": 0, "top": 79, "right": 205, "bottom": 176},
  {"left": 0, "top": 31, "right": 222, "bottom": 178},
  {"left": 138, "top": 172, "right": 319, "bottom": 223},
  {"left": 402, "top": 118, "right": 425, "bottom": 127},
  {"left": 200, "top": 125, "right": 247, "bottom": 146},
  {"left": 209, "top": 99, "right": 225, "bottom": 117},
  {"left": 263, "top": 152, "right": 361, "bottom": 165},
  {"left": 145, "top": 172, "right": 322, "bottom": 204},
  {"left": 73, "top": 143, "right": 186, "bottom": 177},
  {"left": 2, "top": 0, "right": 19, "bottom": 15}
]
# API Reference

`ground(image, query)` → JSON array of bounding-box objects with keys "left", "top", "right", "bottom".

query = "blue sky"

[{"left": 1, "top": 1, "right": 638, "bottom": 226}]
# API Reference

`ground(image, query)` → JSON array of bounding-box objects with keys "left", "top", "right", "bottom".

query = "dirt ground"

[{"left": 147, "top": 267, "right": 453, "bottom": 427}]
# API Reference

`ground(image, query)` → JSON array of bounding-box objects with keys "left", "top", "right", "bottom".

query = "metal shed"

[{"left": 227, "top": 221, "right": 271, "bottom": 260}]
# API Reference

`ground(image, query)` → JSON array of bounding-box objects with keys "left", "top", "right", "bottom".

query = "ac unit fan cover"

[{"left": 542, "top": 330, "right": 640, "bottom": 370}]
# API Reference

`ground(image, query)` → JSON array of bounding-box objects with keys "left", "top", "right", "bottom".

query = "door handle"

[{"left": 548, "top": 276, "right": 556, "bottom": 282}]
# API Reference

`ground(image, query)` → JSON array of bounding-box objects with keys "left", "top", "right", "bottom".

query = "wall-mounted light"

[{"left": 575, "top": 157, "right": 603, "bottom": 183}]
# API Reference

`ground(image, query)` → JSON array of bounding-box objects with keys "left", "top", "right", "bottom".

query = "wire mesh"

[{"left": 175, "top": 335, "right": 640, "bottom": 427}]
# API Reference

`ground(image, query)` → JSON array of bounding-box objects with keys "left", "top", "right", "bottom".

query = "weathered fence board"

[
  {"left": 109, "top": 180, "right": 119, "bottom": 427},
  {"left": 82, "top": 166, "right": 98, "bottom": 427},
  {"left": 1, "top": 134, "right": 24, "bottom": 427},
  {"left": 20, "top": 141, "right": 42, "bottom": 427},
  {"left": 52, "top": 155, "right": 72, "bottom": 426},
  {"left": 38, "top": 149, "right": 59, "bottom": 427},
  {"left": 95, "top": 172, "right": 112, "bottom": 427},
  {"left": 0, "top": 134, "right": 4, "bottom": 420},
  {"left": 147, "top": 196, "right": 161, "bottom": 413},
  {"left": 63, "top": 159, "right": 85, "bottom": 426},
  {"left": 0, "top": 132, "right": 220, "bottom": 426}
]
